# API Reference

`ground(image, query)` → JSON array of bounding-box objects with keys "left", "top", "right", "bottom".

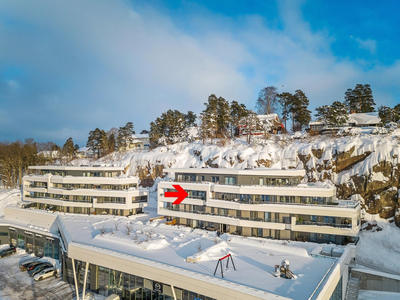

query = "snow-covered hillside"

[{"left": 94, "top": 130, "right": 400, "bottom": 224}]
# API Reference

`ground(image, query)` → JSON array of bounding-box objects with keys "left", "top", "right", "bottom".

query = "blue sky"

[{"left": 1, "top": 0, "right": 399, "bottom": 146}]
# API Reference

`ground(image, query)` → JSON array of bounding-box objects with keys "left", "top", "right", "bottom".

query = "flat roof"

[
  {"left": 29, "top": 166, "right": 124, "bottom": 171},
  {"left": 58, "top": 212, "right": 339, "bottom": 300},
  {"left": 164, "top": 168, "right": 306, "bottom": 177}
]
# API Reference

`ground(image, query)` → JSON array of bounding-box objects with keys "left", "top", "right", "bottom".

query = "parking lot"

[{"left": 0, "top": 251, "right": 75, "bottom": 300}]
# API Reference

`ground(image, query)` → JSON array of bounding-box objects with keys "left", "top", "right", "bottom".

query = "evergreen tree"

[
  {"left": 74, "top": 144, "right": 79, "bottom": 152},
  {"left": 108, "top": 133, "right": 116, "bottom": 153},
  {"left": 378, "top": 106, "right": 396, "bottom": 126},
  {"left": 277, "top": 92, "right": 294, "bottom": 130},
  {"left": 344, "top": 84, "right": 375, "bottom": 113},
  {"left": 315, "top": 102, "right": 348, "bottom": 127},
  {"left": 199, "top": 109, "right": 217, "bottom": 145},
  {"left": 200, "top": 95, "right": 219, "bottom": 142},
  {"left": 87, "top": 128, "right": 107, "bottom": 158},
  {"left": 330, "top": 101, "right": 349, "bottom": 126},
  {"left": 216, "top": 96, "right": 231, "bottom": 138},
  {"left": 291, "top": 90, "right": 311, "bottom": 131},
  {"left": 184, "top": 111, "right": 197, "bottom": 127},
  {"left": 315, "top": 105, "right": 330, "bottom": 123},
  {"left": 239, "top": 110, "right": 263, "bottom": 144},
  {"left": 393, "top": 104, "right": 400, "bottom": 122},
  {"left": 230, "top": 101, "right": 249, "bottom": 137},
  {"left": 255, "top": 86, "right": 279, "bottom": 115},
  {"left": 62, "top": 137, "right": 75, "bottom": 161},
  {"left": 150, "top": 110, "right": 188, "bottom": 146},
  {"left": 117, "top": 122, "right": 135, "bottom": 150}
]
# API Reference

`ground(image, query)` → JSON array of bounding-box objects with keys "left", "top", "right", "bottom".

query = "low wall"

[{"left": 352, "top": 269, "right": 400, "bottom": 293}]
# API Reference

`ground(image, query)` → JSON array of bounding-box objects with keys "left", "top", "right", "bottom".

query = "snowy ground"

[
  {"left": 357, "top": 213, "right": 400, "bottom": 274},
  {"left": 0, "top": 251, "right": 74, "bottom": 300}
]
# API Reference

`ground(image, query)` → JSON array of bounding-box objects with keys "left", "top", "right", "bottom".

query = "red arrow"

[{"left": 165, "top": 185, "right": 188, "bottom": 205}]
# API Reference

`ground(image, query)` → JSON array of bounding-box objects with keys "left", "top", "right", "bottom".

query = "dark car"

[
  {"left": 0, "top": 246, "right": 16, "bottom": 258},
  {"left": 28, "top": 263, "right": 53, "bottom": 277},
  {"left": 20, "top": 259, "right": 40, "bottom": 271},
  {"left": 26, "top": 261, "right": 46, "bottom": 271}
]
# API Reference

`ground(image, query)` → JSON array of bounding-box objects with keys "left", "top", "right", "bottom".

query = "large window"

[
  {"left": 211, "top": 176, "right": 219, "bottom": 183},
  {"left": 224, "top": 177, "right": 236, "bottom": 185}
]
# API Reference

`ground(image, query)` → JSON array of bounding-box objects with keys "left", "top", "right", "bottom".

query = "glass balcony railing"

[
  {"left": 161, "top": 207, "right": 282, "bottom": 223},
  {"left": 296, "top": 220, "right": 352, "bottom": 229}
]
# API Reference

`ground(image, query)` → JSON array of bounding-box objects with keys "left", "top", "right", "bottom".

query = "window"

[
  {"left": 259, "top": 178, "right": 264, "bottom": 185},
  {"left": 224, "top": 177, "right": 236, "bottom": 185},
  {"left": 311, "top": 215, "right": 317, "bottom": 222},
  {"left": 211, "top": 176, "right": 219, "bottom": 183}
]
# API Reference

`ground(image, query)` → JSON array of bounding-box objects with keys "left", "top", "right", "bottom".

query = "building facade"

[
  {"left": 23, "top": 166, "right": 148, "bottom": 216},
  {"left": 158, "top": 168, "right": 360, "bottom": 245}
]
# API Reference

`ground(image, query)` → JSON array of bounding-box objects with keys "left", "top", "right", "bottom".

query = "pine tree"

[
  {"left": 378, "top": 106, "right": 396, "bottom": 127},
  {"left": 199, "top": 110, "right": 217, "bottom": 145},
  {"left": 108, "top": 133, "right": 116, "bottom": 153},
  {"left": 330, "top": 101, "right": 349, "bottom": 126},
  {"left": 216, "top": 97, "right": 231, "bottom": 138},
  {"left": 184, "top": 111, "right": 197, "bottom": 127},
  {"left": 239, "top": 110, "right": 263, "bottom": 143},
  {"left": 149, "top": 110, "right": 188, "bottom": 146},
  {"left": 87, "top": 128, "right": 103, "bottom": 158},
  {"left": 344, "top": 84, "right": 375, "bottom": 113},
  {"left": 291, "top": 90, "right": 311, "bottom": 131},
  {"left": 230, "top": 101, "right": 249, "bottom": 137},
  {"left": 393, "top": 104, "right": 400, "bottom": 122},
  {"left": 315, "top": 105, "right": 330, "bottom": 123},
  {"left": 277, "top": 92, "right": 294, "bottom": 130},
  {"left": 117, "top": 122, "right": 135, "bottom": 150},
  {"left": 255, "top": 86, "right": 279, "bottom": 115},
  {"left": 62, "top": 137, "right": 75, "bottom": 162}
]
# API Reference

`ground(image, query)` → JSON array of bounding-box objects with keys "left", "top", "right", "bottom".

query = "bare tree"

[
  {"left": 255, "top": 86, "right": 279, "bottom": 115},
  {"left": 100, "top": 227, "right": 107, "bottom": 236},
  {"left": 114, "top": 220, "right": 119, "bottom": 231},
  {"left": 125, "top": 222, "right": 132, "bottom": 235}
]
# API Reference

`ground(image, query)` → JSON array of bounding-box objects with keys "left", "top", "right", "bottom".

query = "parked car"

[
  {"left": 28, "top": 263, "right": 53, "bottom": 277},
  {"left": 33, "top": 267, "right": 56, "bottom": 281},
  {"left": 0, "top": 246, "right": 16, "bottom": 258},
  {"left": 26, "top": 261, "right": 46, "bottom": 271},
  {"left": 20, "top": 259, "right": 40, "bottom": 271}
]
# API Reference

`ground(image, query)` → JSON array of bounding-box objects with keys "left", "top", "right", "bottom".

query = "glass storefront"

[{"left": 97, "top": 266, "right": 216, "bottom": 300}]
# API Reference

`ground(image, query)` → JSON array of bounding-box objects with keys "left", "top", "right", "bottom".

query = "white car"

[{"left": 33, "top": 267, "right": 56, "bottom": 281}]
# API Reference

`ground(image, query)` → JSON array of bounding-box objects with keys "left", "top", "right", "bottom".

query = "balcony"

[
  {"left": 296, "top": 220, "right": 352, "bottom": 229},
  {"left": 162, "top": 207, "right": 282, "bottom": 223},
  {"left": 210, "top": 198, "right": 359, "bottom": 209}
]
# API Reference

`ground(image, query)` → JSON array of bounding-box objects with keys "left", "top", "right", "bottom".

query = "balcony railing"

[
  {"left": 162, "top": 207, "right": 282, "bottom": 223},
  {"left": 296, "top": 220, "right": 352, "bottom": 229},
  {"left": 24, "top": 196, "right": 92, "bottom": 203},
  {"left": 210, "top": 198, "right": 359, "bottom": 209},
  {"left": 174, "top": 180, "right": 299, "bottom": 187}
]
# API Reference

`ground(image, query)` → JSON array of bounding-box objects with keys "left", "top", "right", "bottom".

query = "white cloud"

[
  {"left": 355, "top": 38, "right": 377, "bottom": 54},
  {"left": 0, "top": 0, "right": 399, "bottom": 144}
]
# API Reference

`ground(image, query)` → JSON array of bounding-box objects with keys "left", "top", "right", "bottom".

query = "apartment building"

[
  {"left": 158, "top": 168, "right": 361, "bottom": 245},
  {"left": 23, "top": 165, "right": 147, "bottom": 216}
]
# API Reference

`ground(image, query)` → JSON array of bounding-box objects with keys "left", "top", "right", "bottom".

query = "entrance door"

[{"left": 220, "top": 224, "right": 227, "bottom": 233}]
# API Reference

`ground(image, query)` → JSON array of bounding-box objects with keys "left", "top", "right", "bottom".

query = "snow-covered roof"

[
  {"left": 132, "top": 134, "right": 149, "bottom": 139},
  {"left": 29, "top": 165, "right": 124, "bottom": 171},
  {"left": 57, "top": 212, "right": 342, "bottom": 300},
  {"left": 348, "top": 112, "right": 380, "bottom": 125},
  {"left": 257, "top": 113, "right": 279, "bottom": 122}
]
